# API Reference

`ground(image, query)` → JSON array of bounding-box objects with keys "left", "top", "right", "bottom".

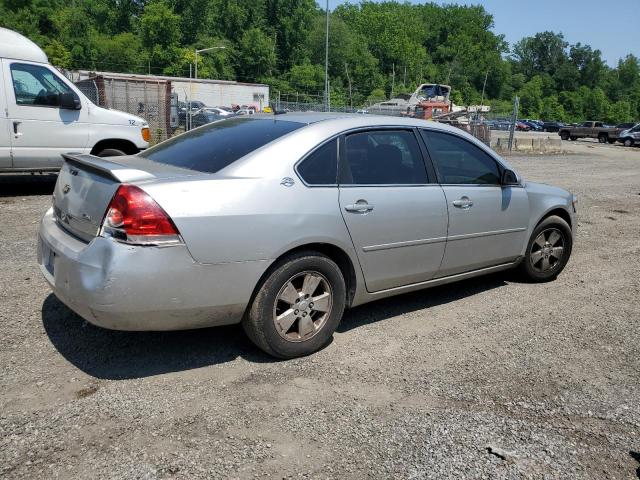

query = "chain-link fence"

[
  {"left": 65, "top": 70, "right": 523, "bottom": 148},
  {"left": 273, "top": 91, "right": 493, "bottom": 146},
  {"left": 73, "top": 75, "right": 174, "bottom": 144},
  {"left": 67, "top": 71, "right": 271, "bottom": 144}
]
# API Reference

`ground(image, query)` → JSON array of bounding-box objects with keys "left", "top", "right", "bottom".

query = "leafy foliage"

[{"left": 1, "top": 0, "right": 638, "bottom": 122}]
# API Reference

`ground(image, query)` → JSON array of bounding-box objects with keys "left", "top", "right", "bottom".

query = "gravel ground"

[{"left": 1, "top": 141, "right": 639, "bottom": 479}]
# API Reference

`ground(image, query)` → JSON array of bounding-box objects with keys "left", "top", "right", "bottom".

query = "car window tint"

[
  {"left": 139, "top": 118, "right": 303, "bottom": 173},
  {"left": 421, "top": 130, "right": 500, "bottom": 185},
  {"left": 297, "top": 139, "right": 338, "bottom": 185},
  {"left": 342, "top": 130, "right": 427, "bottom": 185},
  {"left": 10, "top": 63, "right": 72, "bottom": 106}
]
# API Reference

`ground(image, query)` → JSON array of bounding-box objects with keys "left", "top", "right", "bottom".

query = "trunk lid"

[{"left": 52, "top": 153, "right": 193, "bottom": 242}]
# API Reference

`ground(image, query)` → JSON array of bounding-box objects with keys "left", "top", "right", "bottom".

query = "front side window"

[
  {"left": 421, "top": 130, "right": 500, "bottom": 185},
  {"left": 10, "top": 63, "right": 72, "bottom": 106},
  {"left": 341, "top": 130, "right": 427, "bottom": 185},
  {"left": 297, "top": 139, "right": 338, "bottom": 185},
  {"left": 139, "top": 117, "right": 304, "bottom": 173}
]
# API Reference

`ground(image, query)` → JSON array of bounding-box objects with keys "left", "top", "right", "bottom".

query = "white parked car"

[
  {"left": 199, "top": 106, "right": 235, "bottom": 117},
  {"left": 0, "top": 28, "right": 150, "bottom": 172}
]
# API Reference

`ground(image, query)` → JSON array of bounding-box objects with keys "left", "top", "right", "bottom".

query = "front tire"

[
  {"left": 243, "top": 251, "right": 346, "bottom": 359},
  {"left": 623, "top": 138, "right": 634, "bottom": 147},
  {"left": 519, "top": 215, "right": 572, "bottom": 282}
]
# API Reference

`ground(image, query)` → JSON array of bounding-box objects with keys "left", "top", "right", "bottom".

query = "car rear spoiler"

[{"left": 61, "top": 153, "right": 156, "bottom": 183}]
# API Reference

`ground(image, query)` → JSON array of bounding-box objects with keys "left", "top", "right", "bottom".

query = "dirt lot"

[{"left": 1, "top": 141, "right": 639, "bottom": 479}]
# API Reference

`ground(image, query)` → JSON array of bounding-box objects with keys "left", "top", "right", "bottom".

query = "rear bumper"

[{"left": 38, "top": 208, "right": 271, "bottom": 331}]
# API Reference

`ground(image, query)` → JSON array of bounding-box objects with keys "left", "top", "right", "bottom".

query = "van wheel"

[
  {"left": 623, "top": 138, "right": 634, "bottom": 147},
  {"left": 243, "top": 251, "right": 346, "bottom": 359},
  {"left": 518, "top": 215, "right": 572, "bottom": 282},
  {"left": 97, "top": 148, "right": 126, "bottom": 157}
]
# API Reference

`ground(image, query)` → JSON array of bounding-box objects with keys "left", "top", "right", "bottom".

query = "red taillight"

[{"left": 101, "top": 184, "right": 181, "bottom": 245}]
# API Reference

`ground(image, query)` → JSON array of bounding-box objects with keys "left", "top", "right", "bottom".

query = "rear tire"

[
  {"left": 518, "top": 215, "right": 572, "bottom": 282},
  {"left": 607, "top": 138, "right": 616, "bottom": 144},
  {"left": 97, "top": 148, "right": 126, "bottom": 157},
  {"left": 560, "top": 131, "right": 569, "bottom": 140},
  {"left": 570, "top": 136, "right": 577, "bottom": 141},
  {"left": 598, "top": 135, "right": 607, "bottom": 144},
  {"left": 242, "top": 251, "right": 346, "bottom": 359}
]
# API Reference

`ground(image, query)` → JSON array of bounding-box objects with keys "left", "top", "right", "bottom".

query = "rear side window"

[
  {"left": 297, "top": 139, "right": 338, "bottom": 185},
  {"left": 341, "top": 130, "right": 427, "bottom": 185},
  {"left": 139, "top": 118, "right": 304, "bottom": 173},
  {"left": 421, "top": 130, "right": 500, "bottom": 185}
]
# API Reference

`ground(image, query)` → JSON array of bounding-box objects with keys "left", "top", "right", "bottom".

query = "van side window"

[{"left": 10, "top": 63, "right": 72, "bottom": 107}]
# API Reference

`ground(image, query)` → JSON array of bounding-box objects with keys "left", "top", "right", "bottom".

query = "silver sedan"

[{"left": 38, "top": 114, "right": 576, "bottom": 358}]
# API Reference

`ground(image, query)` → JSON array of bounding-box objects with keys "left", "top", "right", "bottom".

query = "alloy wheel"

[
  {"left": 273, "top": 271, "right": 333, "bottom": 342},
  {"left": 530, "top": 228, "right": 565, "bottom": 272}
]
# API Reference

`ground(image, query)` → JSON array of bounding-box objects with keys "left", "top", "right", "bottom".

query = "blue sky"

[{"left": 324, "top": 0, "right": 640, "bottom": 66}]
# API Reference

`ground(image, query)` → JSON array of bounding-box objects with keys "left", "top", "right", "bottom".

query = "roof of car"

[{"left": 252, "top": 111, "right": 462, "bottom": 133}]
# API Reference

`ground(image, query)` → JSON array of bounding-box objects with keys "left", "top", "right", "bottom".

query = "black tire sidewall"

[
  {"left": 520, "top": 216, "right": 573, "bottom": 282},
  {"left": 247, "top": 253, "right": 346, "bottom": 358},
  {"left": 97, "top": 148, "right": 126, "bottom": 157}
]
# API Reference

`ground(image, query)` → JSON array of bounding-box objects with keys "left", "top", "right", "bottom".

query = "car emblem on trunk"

[
  {"left": 63, "top": 185, "right": 71, "bottom": 194},
  {"left": 280, "top": 177, "right": 295, "bottom": 187}
]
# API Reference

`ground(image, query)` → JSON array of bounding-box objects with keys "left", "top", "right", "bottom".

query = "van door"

[
  {"left": 2, "top": 59, "right": 90, "bottom": 169},
  {"left": 0, "top": 61, "right": 12, "bottom": 168}
]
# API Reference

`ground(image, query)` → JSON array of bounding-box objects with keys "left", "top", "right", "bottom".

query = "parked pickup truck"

[{"left": 558, "top": 121, "right": 632, "bottom": 144}]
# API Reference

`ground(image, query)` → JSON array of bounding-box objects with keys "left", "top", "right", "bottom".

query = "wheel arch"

[
  {"left": 537, "top": 207, "right": 572, "bottom": 230},
  {"left": 249, "top": 242, "right": 359, "bottom": 310},
  {"left": 90, "top": 138, "right": 139, "bottom": 156}
]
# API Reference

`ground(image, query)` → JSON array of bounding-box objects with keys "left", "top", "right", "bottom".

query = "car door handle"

[
  {"left": 345, "top": 202, "right": 374, "bottom": 213},
  {"left": 13, "top": 121, "right": 22, "bottom": 138},
  {"left": 452, "top": 197, "right": 473, "bottom": 209}
]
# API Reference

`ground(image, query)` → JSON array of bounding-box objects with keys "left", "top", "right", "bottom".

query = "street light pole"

[
  {"left": 324, "top": 0, "right": 329, "bottom": 112},
  {"left": 195, "top": 46, "right": 226, "bottom": 80}
]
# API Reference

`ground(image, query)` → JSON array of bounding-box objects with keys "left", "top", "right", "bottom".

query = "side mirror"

[
  {"left": 59, "top": 92, "right": 81, "bottom": 110},
  {"left": 501, "top": 169, "right": 519, "bottom": 186}
]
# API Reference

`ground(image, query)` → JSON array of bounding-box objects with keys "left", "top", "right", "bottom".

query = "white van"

[{"left": 0, "top": 28, "right": 149, "bottom": 172}]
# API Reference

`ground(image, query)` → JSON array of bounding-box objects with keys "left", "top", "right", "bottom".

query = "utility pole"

[
  {"left": 391, "top": 63, "right": 395, "bottom": 98},
  {"left": 480, "top": 69, "right": 489, "bottom": 107},
  {"left": 508, "top": 95, "right": 520, "bottom": 152},
  {"left": 344, "top": 63, "right": 353, "bottom": 109},
  {"left": 323, "top": 0, "right": 330, "bottom": 112}
]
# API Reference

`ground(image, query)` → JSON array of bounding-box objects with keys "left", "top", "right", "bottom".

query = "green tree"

[
  {"left": 518, "top": 75, "right": 544, "bottom": 117},
  {"left": 237, "top": 27, "right": 277, "bottom": 80}
]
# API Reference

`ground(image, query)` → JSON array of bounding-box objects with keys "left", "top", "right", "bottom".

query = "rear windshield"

[{"left": 139, "top": 117, "right": 304, "bottom": 173}]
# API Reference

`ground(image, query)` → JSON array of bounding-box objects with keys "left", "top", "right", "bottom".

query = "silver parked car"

[{"left": 38, "top": 114, "right": 576, "bottom": 358}]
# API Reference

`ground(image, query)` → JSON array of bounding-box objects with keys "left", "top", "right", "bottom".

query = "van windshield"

[{"left": 139, "top": 117, "right": 304, "bottom": 173}]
